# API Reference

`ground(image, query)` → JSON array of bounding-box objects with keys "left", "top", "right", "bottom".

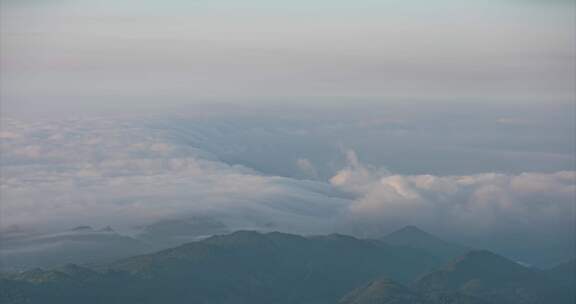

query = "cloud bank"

[
  {"left": 0, "top": 117, "right": 348, "bottom": 234},
  {"left": 0, "top": 116, "right": 574, "bottom": 264},
  {"left": 332, "top": 150, "right": 574, "bottom": 238}
]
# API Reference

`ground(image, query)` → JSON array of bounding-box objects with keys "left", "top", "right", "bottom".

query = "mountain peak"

[
  {"left": 381, "top": 226, "right": 468, "bottom": 261},
  {"left": 383, "top": 226, "right": 443, "bottom": 244},
  {"left": 395, "top": 225, "right": 429, "bottom": 236},
  {"left": 203, "top": 230, "right": 271, "bottom": 246},
  {"left": 416, "top": 249, "right": 564, "bottom": 303},
  {"left": 453, "top": 250, "right": 513, "bottom": 265},
  {"left": 441, "top": 250, "right": 532, "bottom": 279}
]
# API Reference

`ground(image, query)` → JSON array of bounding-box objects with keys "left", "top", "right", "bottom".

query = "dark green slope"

[
  {"left": 380, "top": 226, "right": 468, "bottom": 262},
  {"left": 0, "top": 231, "right": 441, "bottom": 304},
  {"left": 4, "top": 231, "right": 571, "bottom": 304},
  {"left": 339, "top": 278, "right": 428, "bottom": 304},
  {"left": 339, "top": 250, "right": 573, "bottom": 304},
  {"left": 338, "top": 277, "right": 489, "bottom": 304},
  {"left": 545, "top": 258, "right": 575, "bottom": 301},
  {"left": 0, "top": 226, "right": 151, "bottom": 271},
  {"left": 417, "top": 250, "right": 573, "bottom": 304}
]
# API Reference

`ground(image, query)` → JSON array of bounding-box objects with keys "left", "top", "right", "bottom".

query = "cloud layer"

[
  {"left": 2, "top": 0, "right": 574, "bottom": 108},
  {"left": 1, "top": 116, "right": 574, "bottom": 264},
  {"left": 332, "top": 150, "right": 574, "bottom": 238},
  {"left": 0, "top": 117, "right": 348, "bottom": 234}
]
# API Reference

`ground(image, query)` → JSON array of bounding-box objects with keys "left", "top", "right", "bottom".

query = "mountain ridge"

[
  {"left": 380, "top": 226, "right": 469, "bottom": 262},
  {"left": 1, "top": 229, "right": 573, "bottom": 304}
]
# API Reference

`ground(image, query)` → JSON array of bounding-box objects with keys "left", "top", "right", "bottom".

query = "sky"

[
  {"left": 0, "top": 0, "right": 575, "bottom": 266},
  {"left": 1, "top": 0, "right": 575, "bottom": 114}
]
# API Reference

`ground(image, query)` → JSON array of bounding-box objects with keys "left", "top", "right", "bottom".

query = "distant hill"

[
  {"left": 417, "top": 250, "right": 572, "bottom": 304},
  {"left": 340, "top": 250, "right": 574, "bottom": 304},
  {"left": 1, "top": 230, "right": 573, "bottom": 304},
  {"left": 339, "top": 278, "right": 428, "bottom": 304},
  {"left": 0, "top": 217, "right": 230, "bottom": 272},
  {"left": 0, "top": 230, "right": 440, "bottom": 304},
  {"left": 136, "top": 216, "right": 230, "bottom": 249},
  {"left": 380, "top": 226, "right": 468, "bottom": 262},
  {"left": 0, "top": 226, "right": 150, "bottom": 271}
]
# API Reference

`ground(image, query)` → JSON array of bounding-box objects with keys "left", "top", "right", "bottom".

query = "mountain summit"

[
  {"left": 2, "top": 230, "right": 573, "bottom": 304},
  {"left": 342, "top": 249, "right": 575, "bottom": 304},
  {"left": 417, "top": 250, "right": 569, "bottom": 304},
  {"left": 381, "top": 226, "right": 468, "bottom": 261}
]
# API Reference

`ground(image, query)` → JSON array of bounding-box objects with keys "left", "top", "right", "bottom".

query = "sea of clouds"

[{"left": 0, "top": 110, "right": 574, "bottom": 264}]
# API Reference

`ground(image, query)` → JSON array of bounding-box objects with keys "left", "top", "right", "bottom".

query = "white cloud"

[{"left": 331, "top": 155, "right": 575, "bottom": 239}]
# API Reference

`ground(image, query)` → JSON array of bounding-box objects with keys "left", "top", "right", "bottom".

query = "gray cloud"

[{"left": 0, "top": 117, "right": 349, "bottom": 235}]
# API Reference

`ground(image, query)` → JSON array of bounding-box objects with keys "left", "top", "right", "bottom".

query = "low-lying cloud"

[
  {"left": 332, "top": 150, "right": 574, "bottom": 238},
  {"left": 1, "top": 116, "right": 574, "bottom": 264},
  {"left": 0, "top": 117, "right": 348, "bottom": 234}
]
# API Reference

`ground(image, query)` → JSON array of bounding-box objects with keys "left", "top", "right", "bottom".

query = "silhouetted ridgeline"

[{"left": 1, "top": 228, "right": 574, "bottom": 304}]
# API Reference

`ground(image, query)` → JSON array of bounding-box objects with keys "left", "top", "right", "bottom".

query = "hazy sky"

[{"left": 1, "top": 0, "right": 574, "bottom": 114}]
